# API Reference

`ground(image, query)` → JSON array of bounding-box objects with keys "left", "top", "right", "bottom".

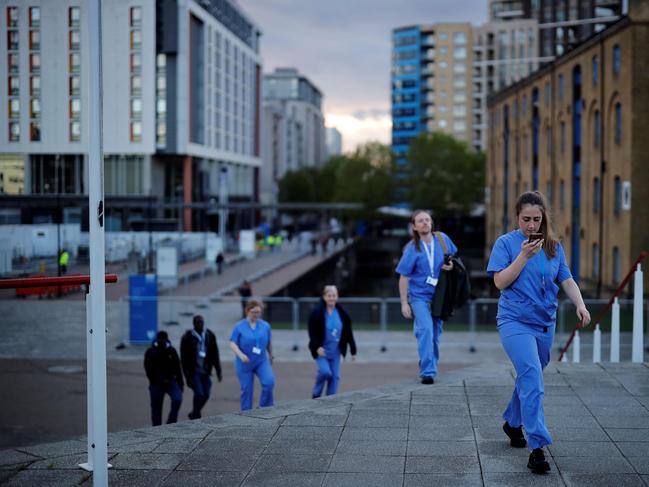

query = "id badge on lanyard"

[{"left": 424, "top": 241, "right": 438, "bottom": 286}]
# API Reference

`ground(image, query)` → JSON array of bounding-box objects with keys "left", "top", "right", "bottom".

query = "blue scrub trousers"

[
  {"left": 312, "top": 353, "right": 341, "bottom": 398},
  {"left": 499, "top": 322, "right": 554, "bottom": 450},
  {"left": 149, "top": 379, "right": 182, "bottom": 426},
  {"left": 410, "top": 300, "right": 443, "bottom": 378},
  {"left": 190, "top": 372, "right": 212, "bottom": 419},
  {"left": 236, "top": 359, "right": 275, "bottom": 411}
]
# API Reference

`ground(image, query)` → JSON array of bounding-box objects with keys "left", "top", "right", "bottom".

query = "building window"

[
  {"left": 453, "top": 63, "right": 466, "bottom": 74},
  {"left": 439, "top": 46, "right": 448, "bottom": 56},
  {"left": 612, "top": 44, "right": 621, "bottom": 77},
  {"left": 614, "top": 103, "right": 621, "bottom": 144},
  {"left": 29, "top": 30, "right": 40, "bottom": 50},
  {"left": 69, "top": 75, "right": 80, "bottom": 95},
  {"left": 614, "top": 175, "right": 621, "bottom": 215},
  {"left": 8, "top": 30, "right": 19, "bottom": 50},
  {"left": 453, "top": 32, "right": 467, "bottom": 44},
  {"left": 29, "top": 53, "right": 41, "bottom": 72},
  {"left": 130, "top": 121, "right": 142, "bottom": 142},
  {"left": 593, "top": 177, "right": 600, "bottom": 213},
  {"left": 69, "top": 30, "right": 81, "bottom": 50},
  {"left": 612, "top": 246, "right": 620, "bottom": 284},
  {"left": 546, "top": 126, "right": 552, "bottom": 155},
  {"left": 30, "top": 121, "right": 40, "bottom": 141},
  {"left": 130, "top": 7, "right": 142, "bottom": 26},
  {"left": 558, "top": 74, "right": 564, "bottom": 100},
  {"left": 131, "top": 75, "right": 142, "bottom": 94},
  {"left": 131, "top": 98, "right": 142, "bottom": 118},
  {"left": 29, "top": 7, "right": 40, "bottom": 27},
  {"left": 70, "top": 121, "right": 81, "bottom": 142},
  {"left": 30, "top": 76, "right": 40, "bottom": 95},
  {"left": 592, "top": 55, "right": 599, "bottom": 86},
  {"left": 7, "top": 6, "right": 18, "bottom": 27},
  {"left": 592, "top": 243, "right": 599, "bottom": 279},
  {"left": 8, "top": 99, "right": 20, "bottom": 118},
  {"left": 8, "top": 76, "right": 19, "bottom": 96},
  {"left": 560, "top": 179, "right": 565, "bottom": 210},
  {"left": 30, "top": 98, "right": 40, "bottom": 118},
  {"left": 9, "top": 122, "right": 20, "bottom": 141},
  {"left": 69, "top": 7, "right": 81, "bottom": 27},
  {"left": 69, "top": 53, "right": 81, "bottom": 72},
  {"left": 453, "top": 47, "right": 467, "bottom": 60},
  {"left": 70, "top": 98, "right": 81, "bottom": 117},
  {"left": 130, "top": 30, "right": 142, "bottom": 49},
  {"left": 439, "top": 32, "right": 448, "bottom": 41},
  {"left": 130, "top": 53, "right": 142, "bottom": 72},
  {"left": 546, "top": 181, "right": 553, "bottom": 203},
  {"left": 8, "top": 53, "right": 19, "bottom": 73},
  {"left": 560, "top": 122, "right": 566, "bottom": 154},
  {"left": 594, "top": 110, "right": 601, "bottom": 147}
]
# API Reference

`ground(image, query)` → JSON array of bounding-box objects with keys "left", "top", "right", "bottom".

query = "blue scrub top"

[
  {"left": 486, "top": 230, "right": 572, "bottom": 328},
  {"left": 396, "top": 232, "right": 458, "bottom": 302},
  {"left": 230, "top": 319, "right": 272, "bottom": 368},
  {"left": 323, "top": 308, "right": 342, "bottom": 358}
]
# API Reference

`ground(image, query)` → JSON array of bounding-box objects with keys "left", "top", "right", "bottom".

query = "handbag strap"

[{"left": 434, "top": 231, "right": 448, "bottom": 255}]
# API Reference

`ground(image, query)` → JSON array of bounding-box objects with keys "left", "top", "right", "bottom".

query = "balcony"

[
  {"left": 420, "top": 65, "right": 435, "bottom": 77},
  {"left": 421, "top": 35, "right": 435, "bottom": 47}
]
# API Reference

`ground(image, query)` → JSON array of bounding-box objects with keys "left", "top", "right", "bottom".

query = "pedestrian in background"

[
  {"left": 144, "top": 331, "right": 183, "bottom": 426},
  {"left": 58, "top": 249, "right": 69, "bottom": 275},
  {"left": 215, "top": 252, "right": 225, "bottom": 275},
  {"left": 308, "top": 285, "right": 356, "bottom": 398},
  {"left": 180, "top": 315, "right": 222, "bottom": 420},
  {"left": 396, "top": 209, "right": 457, "bottom": 384},
  {"left": 487, "top": 191, "right": 590, "bottom": 474},
  {"left": 238, "top": 280, "right": 252, "bottom": 318},
  {"left": 229, "top": 300, "right": 275, "bottom": 411}
]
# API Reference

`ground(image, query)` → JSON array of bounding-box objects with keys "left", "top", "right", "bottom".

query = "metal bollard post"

[
  {"left": 632, "top": 264, "right": 644, "bottom": 363},
  {"left": 610, "top": 298, "right": 620, "bottom": 363},
  {"left": 573, "top": 330, "right": 581, "bottom": 363},
  {"left": 292, "top": 299, "right": 299, "bottom": 352},
  {"left": 593, "top": 324, "right": 601, "bottom": 363},
  {"left": 468, "top": 301, "right": 476, "bottom": 353},
  {"left": 380, "top": 300, "right": 387, "bottom": 352}
]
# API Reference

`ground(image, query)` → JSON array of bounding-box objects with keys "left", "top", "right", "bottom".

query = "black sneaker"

[
  {"left": 527, "top": 448, "right": 551, "bottom": 474},
  {"left": 421, "top": 376, "right": 435, "bottom": 384},
  {"left": 503, "top": 421, "right": 527, "bottom": 448}
]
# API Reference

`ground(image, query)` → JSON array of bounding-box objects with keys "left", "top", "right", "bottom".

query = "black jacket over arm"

[
  {"left": 180, "top": 329, "right": 222, "bottom": 384},
  {"left": 308, "top": 299, "right": 357, "bottom": 359}
]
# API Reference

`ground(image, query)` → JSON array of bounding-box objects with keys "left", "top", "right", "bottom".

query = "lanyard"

[
  {"left": 192, "top": 330, "right": 206, "bottom": 353},
  {"left": 249, "top": 321, "right": 261, "bottom": 349},
  {"left": 535, "top": 253, "right": 546, "bottom": 296},
  {"left": 423, "top": 240, "right": 435, "bottom": 277}
]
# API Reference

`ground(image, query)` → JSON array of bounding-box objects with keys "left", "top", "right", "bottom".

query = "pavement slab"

[{"left": 1, "top": 362, "right": 648, "bottom": 486}]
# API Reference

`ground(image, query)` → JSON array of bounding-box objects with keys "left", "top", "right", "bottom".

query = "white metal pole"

[
  {"left": 86, "top": 0, "right": 109, "bottom": 485},
  {"left": 80, "top": 295, "right": 93, "bottom": 471},
  {"left": 593, "top": 324, "right": 601, "bottom": 363},
  {"left": 573, "top": 330, "right": 581, "bottom": 363},
  {"left": 632, "top": 264, "right": 644, "bottom": 363},
  {"left": 611, "top": 298, "right": 620, "bottom": 363}
]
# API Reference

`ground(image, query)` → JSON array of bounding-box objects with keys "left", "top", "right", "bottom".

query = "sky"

[{"left": 237, "top": 0, "right": 488, "bottom": 152}]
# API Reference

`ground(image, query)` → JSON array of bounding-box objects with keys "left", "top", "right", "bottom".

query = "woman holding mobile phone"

[{"left": 487, "top": 191, "right": 591, "bottom": 474}]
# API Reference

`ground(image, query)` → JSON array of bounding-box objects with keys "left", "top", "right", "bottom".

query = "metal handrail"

[
  {"left": 557, "top": 251, "right": 647, "bottom": 361},
  {"left": 0, "top": 274, "right": 118, "bottom": 288}
]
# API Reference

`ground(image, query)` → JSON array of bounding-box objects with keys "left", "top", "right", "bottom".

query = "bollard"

[
  {"left": 573, "top": 330, "right": 581, "bottom": 363},
  {"left": 468, "top": 301, "right": 477, "bottom": 353},
  {"left": 610, "top": 298, "right": 620, "bottom": 363},
  {"left": 632, "top": 264, "right": 644, "bottom": 363},
  {"left": 561, "top": 352, "right": 568, "bottom": 363},
  {"left": 292, "top": 299, "right": 299, "bottom": 352},
  {"left": 379, "top": 300, "right": 387, "bottom": 352},
  {"left": 593, "top": 324, "right": 601, "bottom": 363}
]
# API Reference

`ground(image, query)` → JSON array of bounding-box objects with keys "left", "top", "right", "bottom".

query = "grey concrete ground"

[{"left": 0, "top": 361, "right": 647, "bottom": 486}]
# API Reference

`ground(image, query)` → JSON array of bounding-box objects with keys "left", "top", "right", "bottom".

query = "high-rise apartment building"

[
  {"left": 260, "top": 67, "right": 325, "bottom": 206},
  {"left": 0, "top": 0, "right": 262, "bottom": 232},
  {"left": 391, "top": 23, "right": 473, "bottom": 164},
  {"left": 325, "top": 127, "right": 342, "bottom": 158}
]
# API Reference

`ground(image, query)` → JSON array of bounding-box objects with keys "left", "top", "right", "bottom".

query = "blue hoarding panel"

[{"left": 129, "top": 274, "right": 157, "bottom": 344}]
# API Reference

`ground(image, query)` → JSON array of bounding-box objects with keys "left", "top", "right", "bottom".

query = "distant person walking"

[
  {"left": 229, "top": 300, "right": 275, "bottom": 411},
  {"left": 58, "top": 250, "right": 70, "bottom": 275},
  {"left": 180, "top": 315, "right": 222, "bottom": 420},
  {"left": 215, "top": 252, "right": 225, "bottom": 275},
  {"left": 487, "top": 191, "right": 590, "bottom": 474},
  {"left": 238, "top": 280, "right": 252, "bottom": 318},
  {"left": 143, "top": 331, "right": 183, "bottom": 426},
  {"left": 308, "top": 285, "right": 356, "bottom": 398},
  {"left": 396, "top": 209, "right": 457, "bottom": 384}
]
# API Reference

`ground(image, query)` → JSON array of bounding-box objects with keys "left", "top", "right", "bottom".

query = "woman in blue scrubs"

[
  {"left": 396, "top": 209, "right": 457, "bottom": 384},
  {"left": 308, "top": 285, "right": 357, "bottom": 398},
  {"left": 229, "top": 300, "right": 275, "bottom": 411},
  {"left": 487, "top": 191, "right": 590, "bottom": 474}
]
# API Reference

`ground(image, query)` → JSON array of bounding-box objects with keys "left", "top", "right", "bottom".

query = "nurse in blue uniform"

[
  {"left": 396, "top": 209, "right": 457, "bottom": 384},
  {"left": 308, "top": 285, "right": 357, "bottom": 398},
  {"left": 487, "top": 191, "right": 590, "bottom": 474},
  {"left": 229, "top": 300, "right": 275, "bottom": 411}
]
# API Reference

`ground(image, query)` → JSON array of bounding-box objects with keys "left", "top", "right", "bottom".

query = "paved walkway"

[{"left": 0, "top": 362, "right": 647, "bottom": 486}]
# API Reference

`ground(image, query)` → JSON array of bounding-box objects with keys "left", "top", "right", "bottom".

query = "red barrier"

[{"left": 0, "top": 274, "right": 118, "bottom": 290}]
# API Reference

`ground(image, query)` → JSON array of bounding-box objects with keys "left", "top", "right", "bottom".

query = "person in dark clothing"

[
  {"left": 144, "top": 331, "right": 184, "bottom": 426},
  {"left": 215, "top": 252, "right": 225, "bottom": 275},
  {"left": 180, "top": 315, "right": 222, "bottom": 420},
  {"left": 238, "top": 280, "right": 252, "bottom": 318},
  {"left": 308, "top": 285, "right": 357, "bottom": 398}
]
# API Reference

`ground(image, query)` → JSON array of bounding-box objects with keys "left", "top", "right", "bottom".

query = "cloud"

[{"left": 238, "top": 0, "right": 487, "bottom": 151}]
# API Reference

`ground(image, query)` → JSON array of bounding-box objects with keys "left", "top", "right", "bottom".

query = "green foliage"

[{"left": 406, "top": 132, "right": 485, "bottom": 217}]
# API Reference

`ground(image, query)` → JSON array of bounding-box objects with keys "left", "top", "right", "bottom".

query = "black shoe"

[
  {"left": 527, "top": 448, "right": 551, "bottom": 474},
  {"left": 421, "top": 376, "right": 435, "bottom": 384},
  {"left": 503, "top": 421, "right": 527, "bottom": 448},
  {"left": 188, "top": 412, "right": 198, "bottom": 420}
]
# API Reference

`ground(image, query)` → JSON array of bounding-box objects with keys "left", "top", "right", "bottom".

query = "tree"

[
  {"left": 407, "top": 132, "right": 485, "bottom": 217},
  {"left": 278, "top": 169, "right": 316, "bottom": 202}
]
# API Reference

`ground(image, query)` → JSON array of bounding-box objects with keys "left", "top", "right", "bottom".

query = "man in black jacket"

[
  {"left": 180, "top": 315, "right": 222, "bottom": 420},
  {"left": 144, "top": 331, "right": 184, "bottom": 426}
]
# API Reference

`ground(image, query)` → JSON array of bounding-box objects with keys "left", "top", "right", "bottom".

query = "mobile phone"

[
  {"left": 528, "top": 233, "right": 543, "bottom": 243},
  {"left": 444, "top": 253, "right": 452, "bottom": 265}
]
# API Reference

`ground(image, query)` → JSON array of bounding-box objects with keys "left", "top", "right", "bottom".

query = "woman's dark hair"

[
  {"left": 515, "top": 191, "right": 558, "bottom": 259},
  {"left": 410, "top": 209, "right": 434, "bottom": 252}
]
